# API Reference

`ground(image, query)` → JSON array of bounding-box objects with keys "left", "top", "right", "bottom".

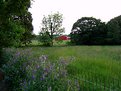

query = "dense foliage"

[
  {"left": 70, "top": 16, "right": 121, "bottom": 45},
  {"left": 19, "top": 12, "right": 33, "bottom": 46},
  {"left": 70, "top": 17, "right": 107, "bottom": 45},
  {"left": 106, "top": 15, "right": 121, "bottom": 44},
  {"left": 0, "top": 0, "right": 33, "bottom": 47},
  {"left": 38, "top": 32, "right": 52, "bottom": 46},
  {"left": 39, "top": 12, "right": 65, "bottom": 46}
]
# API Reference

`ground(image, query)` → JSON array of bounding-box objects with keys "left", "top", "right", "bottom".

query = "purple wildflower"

[
  {"left": 32, "top": 75, "right": 36, "bottom": 80},
  {"left": 16, "top": 51, "right": 20, "bottom": 56},
  {"left": 36, "top": 65, "right": 40, "bottom": 69}
]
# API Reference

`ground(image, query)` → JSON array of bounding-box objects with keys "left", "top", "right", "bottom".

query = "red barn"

[{"left": 57, "top": 35, "right": 70, "bottom": 40}]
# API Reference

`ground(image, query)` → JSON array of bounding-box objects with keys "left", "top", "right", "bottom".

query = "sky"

[{"left": 29, "top": 0, "right": 121, "bottom": 35}]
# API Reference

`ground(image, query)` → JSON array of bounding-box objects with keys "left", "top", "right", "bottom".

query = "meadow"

[{"left": 1, "top": 45, "right": 121, "bottom": 91}]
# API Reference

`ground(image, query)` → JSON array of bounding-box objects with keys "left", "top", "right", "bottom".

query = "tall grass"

[{"left": 1, "top": 46, "right": 121, "bottom": 91}]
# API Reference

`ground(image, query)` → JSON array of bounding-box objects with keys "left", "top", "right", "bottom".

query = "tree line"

[
  {"left": 39, "top": 14, "right": 121, "bottom": 46},
  {"left": 1, "top": 0, "right": 121, "bottom": 47},
  {"left": 70, "top": 16, "right": 121, "bottom": 45}
]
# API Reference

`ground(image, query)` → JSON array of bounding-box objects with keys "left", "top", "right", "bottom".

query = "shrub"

[
  {"left": 1, "top": 48, "right": 79, "bottom": 91},
  {"left": 2, "top": 48, "right": 33, "bottom": 91}
]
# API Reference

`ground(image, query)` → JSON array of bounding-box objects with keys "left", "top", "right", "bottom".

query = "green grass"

[
  {"left": 25, "top": 46, "right": 120, "bottom": 75},
  {"left": 30, "top": 39, "right": 70, "bottom": 47},
  {"left": 2, "top": 46, "right": 121, "bottom": 90},
  {"left": 31, "top": 46, "right": 121, "bottom": 90},
  {"left": 33, "top": 46, "right": 121, "bottom": 75}
]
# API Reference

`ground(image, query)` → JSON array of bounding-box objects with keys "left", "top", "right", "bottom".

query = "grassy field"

[{"left": 2, "top": 46, "right": 121, "bottom": 91}]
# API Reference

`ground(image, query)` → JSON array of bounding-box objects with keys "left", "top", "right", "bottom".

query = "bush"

[
  {"left": 38, "top": 32, "right": 52, "bottom": 46},
  {"left": 0, "top": 22, "right": 25, "bottom": 47},
  {"left": 1, "top": 48, "right": 79, "bottom": 91},
  {"left": 2, "top": 48, "right": 33, "bottom": 91}
]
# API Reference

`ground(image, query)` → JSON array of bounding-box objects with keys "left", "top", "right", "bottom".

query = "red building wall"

[{"left": 57, "top": 35, "right": 70, "bottom": 40}]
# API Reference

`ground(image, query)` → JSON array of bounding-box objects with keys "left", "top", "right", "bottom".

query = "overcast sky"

[{"left": 29, "top": 0, "right": 121, "bottom": 35}]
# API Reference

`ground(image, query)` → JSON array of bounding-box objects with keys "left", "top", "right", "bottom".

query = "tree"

[
  {"left": 39, "top": 12, "right": 65, "bottom": 46},
  {"left": 0, "top": 0, "right": 33, "bottom": 47},
  {"left": 107, "top": 15, "right": 121, "bottom": 44},
  {"left": 18, "top": 12, "right": 33, "bottom": 46},
  {"left": 70, "top": 17, "right": 107, "bottom": 45}
]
